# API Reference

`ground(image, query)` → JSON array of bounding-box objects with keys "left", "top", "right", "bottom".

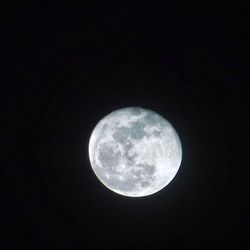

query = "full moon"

[{"left": 88, "top": 107, "right": 182, "bottom": 197}]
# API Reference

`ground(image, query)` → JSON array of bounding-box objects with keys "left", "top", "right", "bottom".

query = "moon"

[{"left": 88, "top": 107, "right": 182, "bottom": 197}]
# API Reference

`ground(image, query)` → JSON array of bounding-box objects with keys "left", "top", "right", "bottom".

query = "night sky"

[{"left": 2, "top": 2, "right": 249, "bottom": 249}]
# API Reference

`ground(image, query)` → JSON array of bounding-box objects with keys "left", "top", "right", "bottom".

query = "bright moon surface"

[{"left": 88, "top": 107, "right": 182, "bottom": 197}]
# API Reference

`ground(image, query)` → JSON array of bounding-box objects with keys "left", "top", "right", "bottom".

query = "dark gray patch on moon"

[
  {"left": 112, "top": 120, "right": 147, "bottom": 141},
  {"left": 129, "top": 107, "right": 142, "bottom": 116},
  {"left": 98, "top": 143, "right": 121, "bottom": 173},
  {"left": 143, "top": 113, "right": 159, "bottom": 126},
  {"left": 141, "top": 180, "right": 150, "bottom": 188},
  {"left": 153, "top": 130, "right": 161, "bottom": 137},
  {"left": 112, "top": 127, "right": 130, "bottom": 143},
  {"left": 129, "top": 120, "right": 146, "bottom": 139}
]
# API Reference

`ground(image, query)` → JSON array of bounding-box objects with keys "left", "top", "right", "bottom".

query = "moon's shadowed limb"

[{"left": 88, "top": 107, "right": 182, "bottom": 197}]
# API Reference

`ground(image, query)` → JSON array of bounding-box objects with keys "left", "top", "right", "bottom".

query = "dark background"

[{"left": 2, "top": 2, "right": 249, "bottom": 249}]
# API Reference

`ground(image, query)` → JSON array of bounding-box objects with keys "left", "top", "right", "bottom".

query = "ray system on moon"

[{"left": 88, "top": 107, "right": 182, "bottom": 197}]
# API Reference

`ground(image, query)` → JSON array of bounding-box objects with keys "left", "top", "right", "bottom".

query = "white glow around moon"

[{"left": 88, "top": 107, "right": 182, "bottom": 197}]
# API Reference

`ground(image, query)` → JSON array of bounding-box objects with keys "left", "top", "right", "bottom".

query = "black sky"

[{"left": 2, "top": 2, "right": 249, "bottom": 249}]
